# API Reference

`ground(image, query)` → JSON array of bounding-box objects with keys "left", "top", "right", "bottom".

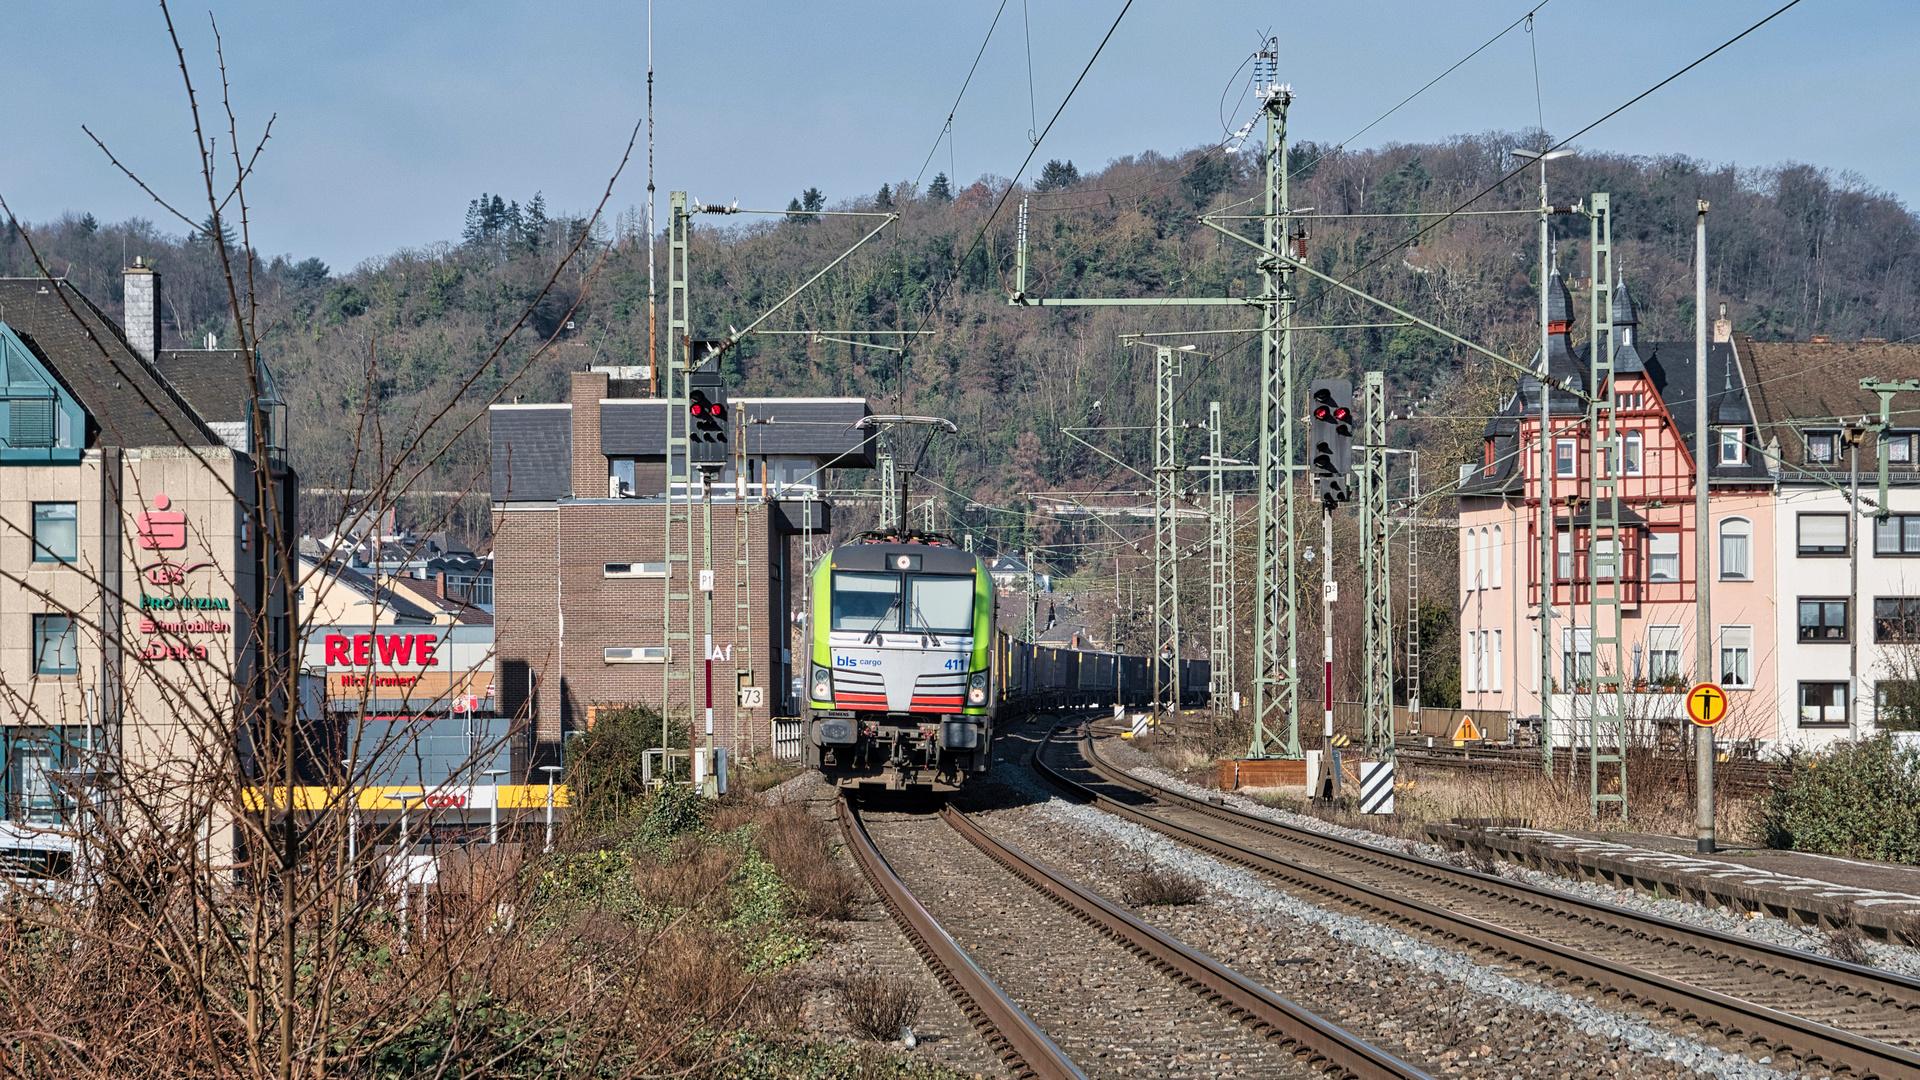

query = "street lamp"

[
  {"left": 383, "top": 790, "right": 425, "bottom": 950},
  {"left": 482, "top": 768, "right": 508, "bottom": 845},
  {"left": 1512, "top": 146, "right": 1573, "bottom": 765},
  {"left": 341, "top": 758, "right": 359, "bottom": 864},
  {"left": 538, "top": 765, "right": 563, "bottom": 853}
]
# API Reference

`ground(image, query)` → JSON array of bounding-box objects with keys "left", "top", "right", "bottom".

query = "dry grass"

[
  {"left": 1367, "top": 763, "right": 1764, "bottom": 841},
  {"left": 1120, "top": 865, "right": 1206, "bottom": 907},
  {"left": 836, "top": 973, "right": 925, "bottom": 1043},
  {"left": 750, "top": 801, "right": 860, "bottom": 920},
  {"left": 1826, "top": 908, "right": 1875, "bottom": 967}
]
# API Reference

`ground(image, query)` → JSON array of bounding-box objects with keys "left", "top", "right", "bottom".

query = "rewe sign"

[{"left": 323, "top": 633, "right": 443, "bottom": 668}]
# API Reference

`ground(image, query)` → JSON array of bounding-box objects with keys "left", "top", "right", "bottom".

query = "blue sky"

[{"left": 2, "top": 1, "right": 1909, "bottom": 271}]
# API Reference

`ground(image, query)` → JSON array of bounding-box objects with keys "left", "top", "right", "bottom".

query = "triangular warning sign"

[{"left": 1451, "top": 715, "right": 1482, "bottom": 743}]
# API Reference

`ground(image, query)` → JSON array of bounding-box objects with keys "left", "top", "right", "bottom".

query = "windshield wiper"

[
  {"left": 908, "top": 597, "right": 943, "bottom": 647},
  {"left": 862, "top": 596, "right": 902, "bottom": 644}
]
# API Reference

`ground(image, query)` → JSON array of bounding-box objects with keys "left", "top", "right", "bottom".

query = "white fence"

[{"left": 771, "top": 719, "right": 804, "bottom": 763}]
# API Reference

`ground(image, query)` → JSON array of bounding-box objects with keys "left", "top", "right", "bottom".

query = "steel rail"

[
  {"left": 837, "top": 797, "right": 1087, "bottom": 1080},
  {"left": 1034, "top": 726, "right": 1920, "bottom": 1080},
  {"left": 937, "top": 803, "right": 1435, "bottom": 1080},
  {"left": 1079, "top": 732, "right": 1920, "bottom": 1018}
]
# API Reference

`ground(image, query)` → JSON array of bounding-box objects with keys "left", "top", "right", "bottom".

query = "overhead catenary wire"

[{"left": 914, "top": 0, "right": 1012, "bottom": 191}]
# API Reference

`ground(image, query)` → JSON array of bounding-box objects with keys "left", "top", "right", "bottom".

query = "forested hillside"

[{"left": 8, "top": 132, "right": 1918, "bottom": 702}]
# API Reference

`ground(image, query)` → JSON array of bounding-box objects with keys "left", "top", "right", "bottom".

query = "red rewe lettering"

[
  {"left": 352, "top": 635, "right": 372, "bottom": 665},
  {"left": 414, "top": 634, "right": 440, "bottom": 666},
  {"left": 324, "top": 635, "right": 349, "bottom": 666},
  {"left": 377, "top": 634, "right": 415, "bottom": 666}
]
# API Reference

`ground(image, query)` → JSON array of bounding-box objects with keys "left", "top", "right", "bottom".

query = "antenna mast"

[{"left": 647, "top": 0, "right": 658, "bottom": 395}]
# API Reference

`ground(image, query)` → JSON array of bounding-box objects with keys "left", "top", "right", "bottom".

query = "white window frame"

[
  {"left": 1719, "top": 625, "right": 1753, "bottom": 688},
  {"left": 1647, "top": 624, "right": 1682, "bottom": 683},
  {"left": 1648, "top": 531, "right": 1680, "bottom": 582},
  {"left": 1623, "top": 430, "right": 1644, "bottom": 476},
  {"left": 1555, "top": 438, "right": 1578, "bottom": 477},
  {"left": 1489, "top": 524, "right": 1502, "bottom": 589},
  {"left": 1719, "top": 517, "right": 1752, "bottom": 581},
  {"left": 1489, "top": 629, "right": 1504, "bottom": 693},
  {"left": 1718, "top": 427, "right": 1746, "bottom": 465}
]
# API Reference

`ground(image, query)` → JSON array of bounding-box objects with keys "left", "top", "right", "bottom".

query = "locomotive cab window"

[
  {"left": 907, "top": 576, "right": 975, "bottom": 634},
  {"left": 830, "top": 572, "right": 903, "bottom": 633}
]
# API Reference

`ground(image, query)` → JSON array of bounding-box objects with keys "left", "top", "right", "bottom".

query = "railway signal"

[
  {"left": 688, "top": 364, "right": 728, "bottom": 467},
  {"left": 1309, "top": 379, "right": 1355, "bottom": 503}
]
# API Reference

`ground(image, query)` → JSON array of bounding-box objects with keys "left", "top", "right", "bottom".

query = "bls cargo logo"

[{"left": 135, "top": 493, "right": 188, "bottom": 550}]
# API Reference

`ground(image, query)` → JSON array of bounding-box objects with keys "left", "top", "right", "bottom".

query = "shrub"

[
  {"left": 565, "top": 704, "right": 690, "bottom": 826},
  {"left": 1759, "top": 737, "right": 1920, "bottom": 863},
  {"left": 1120, "top": 865, "right": 1205, "bottom": 907},
  {"left": 752, "top": 802, "right": 859, "bottom": 920},
  {"left": 837, "top": 973, "right": 924, "bottom": 1042}
]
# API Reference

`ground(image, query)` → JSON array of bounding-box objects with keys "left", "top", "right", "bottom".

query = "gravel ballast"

[
  {"left": 959, "top": 732, "right": 1801, "bottom": 1080},
  {"left": 1126, "top": 763, "right": 1920, "bottom": 978}
]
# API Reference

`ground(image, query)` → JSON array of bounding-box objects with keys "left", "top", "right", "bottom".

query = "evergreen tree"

[
  {"left": 463, "top": 193, "right": 515, "bottom": 245},
  {"left": 76, "top": 213, "right": 99, "bottom": 238},
  {"left": 285, "top": 257, "right": 330, "bottom": 289},
  {"left": 790, "top": 188, "right": 824, "bottom": 224},
  {"left": 519, "top": 192, "right": 549, "bottom": 253},
  {"left": 1035, "top": 159, "right": 1079, "bottom": 191},
  {"left": 928, "top": 172, "right": 952, "bottom": 203},
  {"left": 194, "top": 213, "right": 237, "bottom": 249},
  {"left": 876, "top": 183, "right": 893, "bottom": 210}
]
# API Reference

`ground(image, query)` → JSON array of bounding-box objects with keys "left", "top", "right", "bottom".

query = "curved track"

[
  {"left": 1036, "top": 723, "right": 1920, "bottom": 1080},
  {"left": 841, "top": 795, "right": 1436, "bottom": 1080}
]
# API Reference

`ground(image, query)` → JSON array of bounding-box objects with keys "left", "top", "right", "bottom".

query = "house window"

[
  {"left": 1648, "top": 532, "right": 1679, "bottom": 582},
  {"left": 1798, "top": 598, "right": 1849, "bottom": 642},
  {"left": 1647, "top": 625, "right": 1682, "bottom": 684},
  {"left": 1719, "top": 518, "right": 1751, "bottom": 580},
  {"left": 1887, "top": 431, "right": 1916, "bottom": 466},
  {"left": 1796, "top": 513, "right": 1849, "bottom": 556},
  {"left": 1489, "top": 630, "right": 1504, "bottom": 693},
  {"left": 1593, "top": 538, "right": 1618, "bottom": 579},
  {"left": 1719, "top": 625, "right": 1752, "bottom": 688},
  {"left": 1464, "top": 633, "right": 1479, "bottom": 693},
  {"left": 1717, "top": 427, "right": 1746, "bottom": 465},
  {"left": 1489, "top": 525, "right": 1502, "bottom": 589},
  {"left": 1616, "top": 392, "right": 1644, "bottom": 411},
  {"left": 1562, "top": 626, "right": 1593, "bottom": 688},
  {"left": 1555, "top": 439, "right": 1577, "bottom": 477},
  {"left": 33, "top": 615, "right": 78, "bottom": 676},
  {"left": 1875, "top": 514, "right": 1920, "bottom": 556},
  {"left": 1622, "top": 431, "right": 1644, "bottom": 475},
  {"left": 1805, "top": 430, "right": 1840, "bottom": 464},
  {"left": 1877, "top": 681, "right": 1920, "bottom": 732},
  {"left": 1798, "top": 681, "right": 1849, "bottom": 727},
  {"left": 3, "top": 727, "right": 78, "bottom": 824},
  {"left": 1556, "top": 530, "right": 1573, "bottom": 580},
  {"left": 1875, "top": 597, "right": 1920, "bottom": 643},
  {"left": 32, "top": 502, "right": 78, "bottom": 563},
  {"left": 608, "top": 458, "right": 637, "bottom": 497}
]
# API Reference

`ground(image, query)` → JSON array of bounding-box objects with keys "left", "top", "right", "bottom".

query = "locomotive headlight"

[
  {"left": 811, "top": 666, "right": 833, "bottom": 702},
  {"left": 967, "top": 670, "right": 988, "bottom": 704}
]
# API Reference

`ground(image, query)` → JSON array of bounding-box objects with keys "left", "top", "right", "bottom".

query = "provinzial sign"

[{"left": 1686, "top": 682, "right": 1728, "bottom": 727}]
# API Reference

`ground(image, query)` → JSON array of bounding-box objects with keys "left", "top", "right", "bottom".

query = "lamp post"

[
  {"left": 341, "top": 758, "right": 359, "bottom": 865},
  {"left": 383, "top": 790, "right": 425, "bottom": 948},
  {"left": 1512, "top": 146, "right": 1572, "bottom": 764},
  {"left": 539, "top": 764, "right": 563, "bottom": 853},
  {"left": 384, "top": 790, "right": 425, "bottom": 853},
  {"left": 482, "top": 768, "right": 508, "bottom": 845}
]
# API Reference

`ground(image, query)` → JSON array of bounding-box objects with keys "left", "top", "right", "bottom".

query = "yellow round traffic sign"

[{"left": 1686, "top": 682, "right": 1728, "bottom": 727}]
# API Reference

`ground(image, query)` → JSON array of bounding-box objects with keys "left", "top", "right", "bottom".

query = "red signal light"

[
  {"left": 1333, "top": 407, "right": 1351, "bottom": 423},
  {"left": 1313, "top": 405, "right": 1332, "bottom": 420}
]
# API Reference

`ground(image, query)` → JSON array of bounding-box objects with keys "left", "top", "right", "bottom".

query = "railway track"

[
  {"left": 838, "top": 795, "right": 1435, "bottom": 1080},
  {"left": 1035, "top": 724, "right": 1920, "bottom": 1079}
]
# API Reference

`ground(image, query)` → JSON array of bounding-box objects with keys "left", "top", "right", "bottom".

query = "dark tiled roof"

[
  {"left": 1547, "top": 267, "right": 1573, "bottom": 327},
  {"left": 0, "top": 279, "right": 218, "bottom": 448},
  {"left": 154, "top": 348, "right": 259, "bottom": 424},
  {"left": 599, "top": 396, "right": 875, "bottom": 466},
  {"left": 490, "top": 404, "right": 572, "bottom": 501},
  {"left": 735, "top": 398, "right": 874, "bottom": 465},
  {"left": 1734, "top": 335, "right": 1920, "bottom": 482},
  {"left": 388, "top": 575, "right": 494, "bottom": 625},
  {"left": 1644, "top": 340, "right": 1771, "bottom": 482},
  {"left": 1610, "top": 278, "right": 1639, "bottom": 328},
  {"left": 302, "top": 554, "right": 438, "bottom": 623}
]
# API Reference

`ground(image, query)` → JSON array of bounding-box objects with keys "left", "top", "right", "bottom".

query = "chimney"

[
  {"left": 1712, "top": 302, "right": 1732, "bottom": 344},
  {"left": 123, "top": 257, "right": 162, "bottom": 363}
]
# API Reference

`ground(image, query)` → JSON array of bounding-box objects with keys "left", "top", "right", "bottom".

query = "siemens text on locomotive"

[{"left": 803, "top": 531, "right": 1210, "bottom": 791}]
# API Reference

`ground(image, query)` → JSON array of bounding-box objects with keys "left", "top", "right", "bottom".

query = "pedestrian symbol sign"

[
  {"left": 1451, "top": 716, "right": 1482, "bottom": 743},
  {"left": 1686, "top": 682, "right": 1728, "bottom": 727}
]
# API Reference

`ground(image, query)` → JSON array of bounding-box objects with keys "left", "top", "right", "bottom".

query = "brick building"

[{"left": 490, "top": 368, "right": 870, "bottom": 775}]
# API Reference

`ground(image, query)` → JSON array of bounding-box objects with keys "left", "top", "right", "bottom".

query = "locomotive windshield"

[
  {"left": 906, "top": 575, "right": 974, "bottom": 634},
  {"left": 831, "top": 572, "right": 901, "bottom": 632},
  {"left": 831, "top": 571, "right": 975, "bottom": 635}
]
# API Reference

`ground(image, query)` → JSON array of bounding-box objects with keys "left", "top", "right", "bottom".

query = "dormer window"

[
  {"left": 1483, "top": 439, "right": 1496, "bottom": 476},
  {"left": 1804, "top": 430, "right": 1840, "bottom": 464},
  {"left": 1716, "top": 427, "right": 1746, "bottom": 465}
]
